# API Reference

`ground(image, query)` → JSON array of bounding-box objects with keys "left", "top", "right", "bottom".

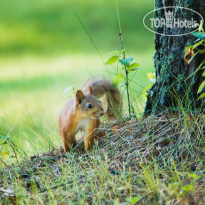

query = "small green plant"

[
  {"left": 104, "top": 0, "right": 141, "bottom": 118},
  {"left": 105, "top": 47, "right": 141, "bottom": 118},
  {"left": 184, "top": 20, "right": 205, "bottom": 100}
]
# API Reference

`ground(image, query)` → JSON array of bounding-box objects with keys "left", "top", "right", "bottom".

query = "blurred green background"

[{"left": 0, "top": 0, "right": 155, "bottom": 158}]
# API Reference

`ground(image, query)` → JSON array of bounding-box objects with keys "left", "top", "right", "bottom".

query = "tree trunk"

[{"left": 145, "top": 0, "right": 205, "bottom": 114}]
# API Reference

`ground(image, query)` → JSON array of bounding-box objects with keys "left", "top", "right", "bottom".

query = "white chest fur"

[{"left": 76, "top": 118, "right": 90, "bottom": 132}]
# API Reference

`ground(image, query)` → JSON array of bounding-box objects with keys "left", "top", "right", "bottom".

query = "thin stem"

[
  {"left": 116, "top": 0, "right": 122, "bottom": 34},
  {"left": 116, "top": 0, "right": 131, "bottom": 118},
  {"left": 118, "top": 32, "right": 131, "bottom": 118}
]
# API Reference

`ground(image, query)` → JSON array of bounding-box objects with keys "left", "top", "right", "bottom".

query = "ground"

[{"left": 1, "top": 111, "right": 204, "bottom": 204}]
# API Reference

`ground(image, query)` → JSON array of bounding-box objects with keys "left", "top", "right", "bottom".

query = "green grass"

[
  {"left": 0, "top": 111, "right": 204, "bottom": 204},
  {"left": 0, "top": 1, "right": 204, "bottom": 204},
  {"left": 0, "top": 0, "right": 155, "bottom": 156},
  {"left": 0, "top": 52, "right": 154, "bottom": 157},
  {"left": 0, "top": 0, "right": 154, "bottom": 55}
]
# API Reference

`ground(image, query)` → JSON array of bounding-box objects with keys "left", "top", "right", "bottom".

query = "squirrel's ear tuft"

[
  {"left": 88, "top": 86, "right": 93, "bottom": 95},
  {"left": 76, "top": 90, "right": 85, "bottom": 105}
]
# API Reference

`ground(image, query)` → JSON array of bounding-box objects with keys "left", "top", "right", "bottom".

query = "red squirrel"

[{"left": 58, "top": 78, "right": 121, "bottom": 152}]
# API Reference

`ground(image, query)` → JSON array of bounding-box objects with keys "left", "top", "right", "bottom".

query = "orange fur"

[{"left": 58, "top": 79, "right": 121, "bottom": 152}]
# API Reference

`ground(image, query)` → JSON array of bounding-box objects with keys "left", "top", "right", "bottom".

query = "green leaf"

[
  {"left": 180, "top": 185, "right": 193, "bottom": 196},
  {"left": 126, "top": 196, "right": 141, "bottom": 204},
  {"left": 121, "top": 62, "right": 141, "bottom": 71},
  {"left": 198, "top": 93, "right": 205, "bottom": 99},
  {"left": 127, "top": 63, "right": 141, "bottom": 71},
  {"left": 189, "top": 174, "right": 200, "bottom": 179},
  {"left": 119, "top": 56, "right": 133, "bottom": 66},
  {"left": 1, "top": 151, "right": 10, "bottom": 156},
  {"left": 198, "top": 81, "right": 205, "bottom": 94},
  {"left": 128, "top": 62, "right": 140, "bottom": 68},
  {"left": 192, "top": 32, "right": 205, "bottom": 40},
  {"left": 182, "top": 184, "right": 193, "bottom": 191},
  {"left": 193, "top": 39, "right": 204, "bottom": 49},
  {"left": 105, "top": 56, "right": 119, "bottom": 65},
  {"left": 112, "top": 73, "right": 124, "bottom": 85}
]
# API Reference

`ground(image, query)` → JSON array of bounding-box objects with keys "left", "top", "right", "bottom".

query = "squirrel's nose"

[{"left": 100, "top": 111, "right": 104, "bottom": 117}]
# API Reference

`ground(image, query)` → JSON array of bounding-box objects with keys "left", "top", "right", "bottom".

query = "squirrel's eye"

[{"left": 87, "top": 103, "right": 92, "bottom": 109}]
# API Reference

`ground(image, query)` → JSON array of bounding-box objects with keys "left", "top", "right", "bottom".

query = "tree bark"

[{"left": 145, "top": 0, "right": 205, "bottom": 114}]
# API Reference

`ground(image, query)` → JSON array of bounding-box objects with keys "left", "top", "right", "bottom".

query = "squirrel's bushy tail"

[{"left": 83, "top": 78, "right": 122, "bottom": 119}]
